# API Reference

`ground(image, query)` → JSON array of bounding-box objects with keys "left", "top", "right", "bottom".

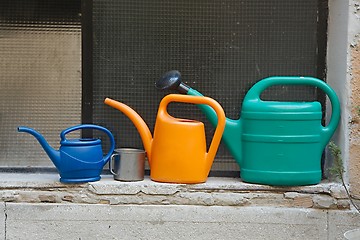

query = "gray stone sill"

[{"left": 0, "top": 173, "right": 349, "bottom": 209}]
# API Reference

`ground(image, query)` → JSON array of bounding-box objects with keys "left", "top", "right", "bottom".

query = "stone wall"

[
  {"left": 0, "top": 174, "right": 351, "bottom": 210},
  {"left": 1, "top": 174, "right": 360, "bottom": 239}
]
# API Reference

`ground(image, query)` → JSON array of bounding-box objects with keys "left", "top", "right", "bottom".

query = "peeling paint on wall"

[{"left": 348, "top": 0, "right": 360, "bottom": 197}]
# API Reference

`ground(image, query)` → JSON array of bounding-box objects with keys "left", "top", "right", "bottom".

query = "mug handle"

[{"left": 109, "top": 153, "right": 118, "bottom": 175}]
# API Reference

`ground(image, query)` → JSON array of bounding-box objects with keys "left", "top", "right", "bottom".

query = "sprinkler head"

[{"left": 156, "top": 70, "right": 190, "bottom": 94}]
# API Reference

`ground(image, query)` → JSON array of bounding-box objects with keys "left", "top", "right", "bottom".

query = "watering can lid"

[{"left": 60, "top": 138, "right": 101, "bottom": 146}]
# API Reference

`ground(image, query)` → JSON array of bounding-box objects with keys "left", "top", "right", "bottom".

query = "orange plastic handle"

[{"left": 158, "top": 94, "right": 226, "bottom": 161}]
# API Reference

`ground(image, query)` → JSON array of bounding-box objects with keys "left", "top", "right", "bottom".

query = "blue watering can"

[{"left": 18, "top": 124, "right": 115, "bottom": 183}]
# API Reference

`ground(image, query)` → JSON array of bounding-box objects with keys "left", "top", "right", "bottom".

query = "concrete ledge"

[
  {"left": 0, "top": 173, "right": 350, "bottom": 209},
  {"left": 3, "top": 203, "right": 360, "bottom": 240},
  {"left": 2, "top": 203, "right": 328, "bottom": 239},
  {"left": 1, "top": 173, "right": 360, "bottom": 239}
]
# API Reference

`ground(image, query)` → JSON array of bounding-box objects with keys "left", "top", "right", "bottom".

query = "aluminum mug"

[{"left": 109, "top": 148, "right": 145, "bottom": 181}]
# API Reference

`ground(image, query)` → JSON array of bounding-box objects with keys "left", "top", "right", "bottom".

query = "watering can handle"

[
  {"left": 244, "top": 76, "right": 341, "bottom": 145},
  {"left": 158, "top": 94, "right": 226, "bottom": 161},
  {"left": 60, "top": 124, "right": 116, "bottom": 164}
]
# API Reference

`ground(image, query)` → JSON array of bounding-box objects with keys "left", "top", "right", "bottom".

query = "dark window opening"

[{"left": 84, "top": 0, "right": 328, "bottom": 176}]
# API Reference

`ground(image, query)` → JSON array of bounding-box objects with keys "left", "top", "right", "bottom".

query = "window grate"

[{"left": 88, "top": 0, "right": 327, "bottom": 174}]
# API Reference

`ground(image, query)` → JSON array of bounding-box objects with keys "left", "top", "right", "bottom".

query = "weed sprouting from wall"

[{"left": 329, "top": 141, "right": 360, "bottom": 213}]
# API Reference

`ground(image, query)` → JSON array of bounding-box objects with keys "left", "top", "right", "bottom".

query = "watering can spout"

[
  {"left": 17, "top": 126, "right": 61, "bottom": 168},
  {"left": 104, "top": 98, "right": 153, "bottom": 159},
  {"left": 157, "top": 70, "right": 243, "bottom": 167},
  {"left": 187, "top": 89, "right": 243, "bottom": 167}
]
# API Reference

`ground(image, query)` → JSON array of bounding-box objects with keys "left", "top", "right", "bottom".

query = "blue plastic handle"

[{"left": 60, "top": 124, "right": 116, "bottom": 164}]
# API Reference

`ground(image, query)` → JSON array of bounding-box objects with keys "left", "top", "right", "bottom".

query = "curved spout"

[
  {"left": 17, "top": 126, "right": 61, "bottom": 168},
  {"left": 104, "top": 98, "right": 153, "bottom": 162},
  {"left": 187, "top": 88, "right": 243, "bottom": 167}
]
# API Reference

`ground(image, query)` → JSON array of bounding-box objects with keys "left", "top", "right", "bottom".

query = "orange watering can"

[{"left": 104, "top": 94, "right": 226, "bottom": 184}]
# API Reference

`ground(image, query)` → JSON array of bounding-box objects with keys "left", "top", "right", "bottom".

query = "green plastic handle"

[{"left": 243, "top": 76, "right": 341, "bottom": 148}]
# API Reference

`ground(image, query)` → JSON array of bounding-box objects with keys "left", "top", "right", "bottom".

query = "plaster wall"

[
  {"left": 328, "top": 0, "right": 360, "bottom": 196},
  {"left": 348, "top": 0, "right": 360, "bottom": 197},
  {"left": 327, "top": 0, "right": 350, "bottom": 177}
]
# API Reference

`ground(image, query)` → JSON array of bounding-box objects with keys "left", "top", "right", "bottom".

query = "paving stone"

[
  {"left": 328, "top": 210, "right": 360, "bottom": 240},
  {"left": 5, "top": 203, "right": 328, "bottom": 240}
]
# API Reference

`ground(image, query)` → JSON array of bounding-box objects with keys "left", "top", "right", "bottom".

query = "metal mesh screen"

[
  {"left": 91, "top": 0, "right": 325, "bottom": 173},
  {"left": 0, "top": 0, "right": 81, "bottom": 167}
]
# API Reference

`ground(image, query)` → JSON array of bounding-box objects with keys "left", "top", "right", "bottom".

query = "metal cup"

[{"left": 109, "top": 148, "right": 145, "bottom": 181}]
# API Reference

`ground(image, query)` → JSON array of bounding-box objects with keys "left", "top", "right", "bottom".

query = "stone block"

[
  {"left": 5, "top": 203, "right": 328, "bottom": 240},
  {"left": 284, "top": 192, "right": 314, "bottom": 208},
  {"left": 89, "top": 177, "right": 181, "bottom": 195},
  {"left": 313, "top": 195, "right": 337, "bottom": 209}
]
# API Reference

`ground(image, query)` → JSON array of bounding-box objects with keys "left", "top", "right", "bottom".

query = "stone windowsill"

[{"left": 0, "top": 173, "right": 350, "bottom": 210}]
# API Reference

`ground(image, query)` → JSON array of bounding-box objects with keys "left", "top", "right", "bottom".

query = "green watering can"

[{"left": 156, "top": 71, "right": 341, "bottom": 186}]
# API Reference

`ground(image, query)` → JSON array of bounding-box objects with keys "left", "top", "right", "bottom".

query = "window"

[
  {"left": 1, "top": 0, "right": 328, "bottom": 176},
  {"left": 0, "top": 0, "right": 81, "bottom": 168},
  {"left": 86, "top": 0, "right": 328, "bottom": 175}
]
